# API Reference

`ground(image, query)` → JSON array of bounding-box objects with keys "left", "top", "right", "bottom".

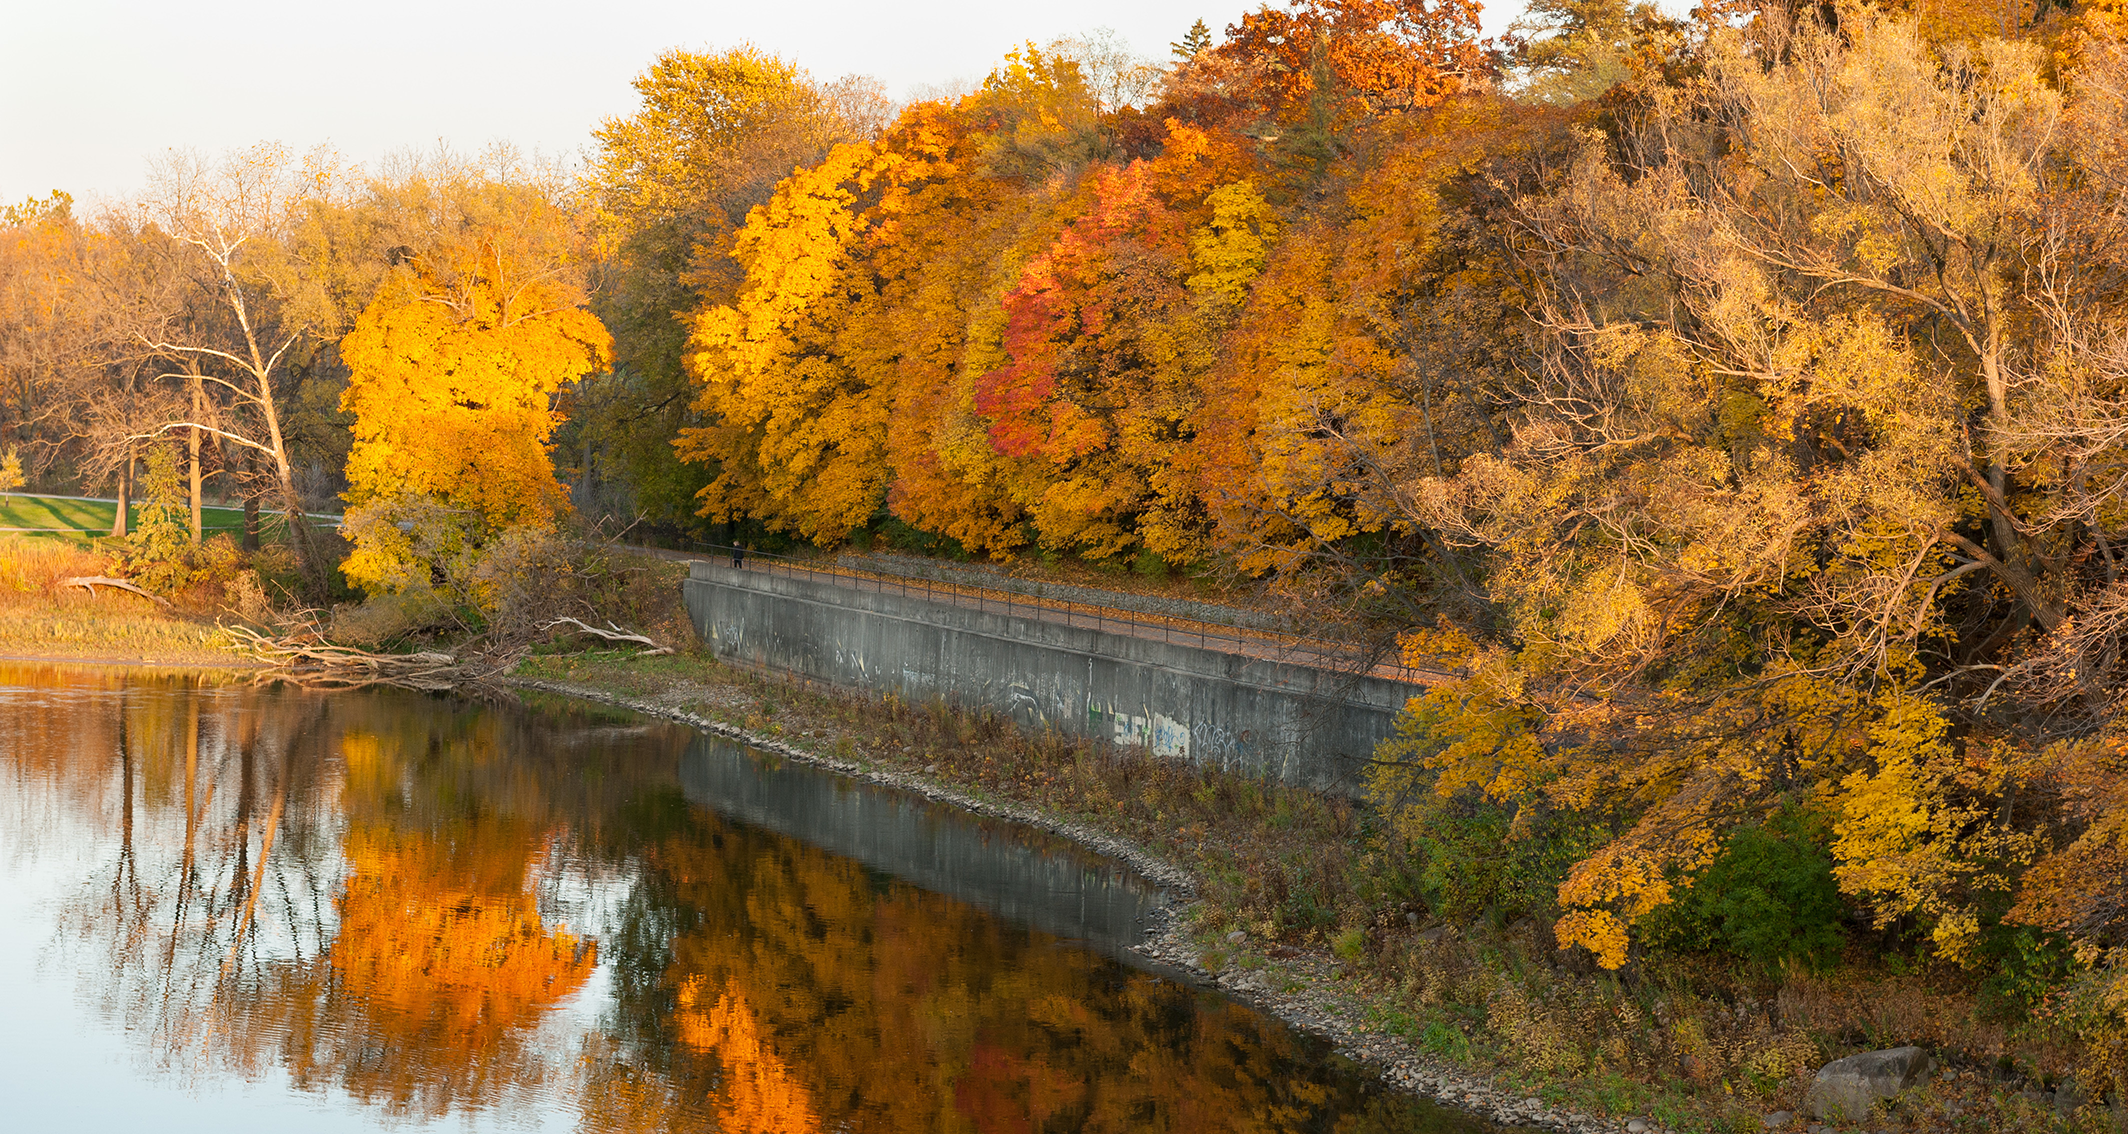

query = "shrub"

[
  {"left": 1642, "top": 807, "right": 1847, "bottom": 973},
  {"left": 329, "top": 589, "right": 457, "bottom": 647},
  {"left": 1388, "top": 791, "right": 1615, "bottom": 925},
  {"left": 116, "top": 447, "right": 198, "bottom": 593}
]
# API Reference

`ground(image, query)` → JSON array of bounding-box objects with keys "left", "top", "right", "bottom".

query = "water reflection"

[{"left": 0, "top": 665, "right": 1493, "bottom": 1133}]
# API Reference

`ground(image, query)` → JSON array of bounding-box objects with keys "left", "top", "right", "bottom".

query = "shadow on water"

[{"left": 0, "top": 663, "right": 1500, "bottom": 1134}]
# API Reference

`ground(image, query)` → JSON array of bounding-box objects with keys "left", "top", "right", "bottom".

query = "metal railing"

[{"left": 678, "top": 543, "right": 1434, "bottom": 686}]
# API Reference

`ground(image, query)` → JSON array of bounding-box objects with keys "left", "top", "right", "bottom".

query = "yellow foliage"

[
  {"left": 338, "top": 175, "right": 610, "bottom": 595},
  {"left": 681, "top": 142, "right": 890, "bottom": 543},
  {"left": 1831, "top": 697, "right": 2038, "bottom": 964},
  {"left": 1187, "top": 181, "right": 1279, "bottom": 305}
]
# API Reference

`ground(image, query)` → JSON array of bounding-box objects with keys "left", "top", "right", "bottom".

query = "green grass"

[{"left": 0, "top": 494, "right": 335, "bottom": 542}]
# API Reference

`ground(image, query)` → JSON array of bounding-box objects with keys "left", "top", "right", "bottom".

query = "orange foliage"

[
  {"left": 1220, "top": 0, "right": 1491, "bottom": 119},
  {"left": 971, "top": 123, "right": 1256, "bottom": 558},
  {"left": 330, "top": 821, "right": 596, "bottom": 1048}
]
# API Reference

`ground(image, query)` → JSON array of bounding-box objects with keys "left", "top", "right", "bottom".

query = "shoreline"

[
  {"left": 506, "top": 673, "right": 1631, "bottom": 1134},
  {"left": 0, "top": 651, "right": 266, "bottom": 669},
  {"left": 2, "top": 652, "right": 1707, "bottom": 1134}
]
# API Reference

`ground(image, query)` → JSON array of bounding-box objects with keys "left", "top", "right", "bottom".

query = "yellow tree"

[
  {"left": 580, "top": 48, "right": 873, "bottom": 533},
  {"left": 1388, "top": 11, "right": 2128, "bottom": 972},
  {"left": 338, "top": 160, "right": 611, "bottom": 595}
]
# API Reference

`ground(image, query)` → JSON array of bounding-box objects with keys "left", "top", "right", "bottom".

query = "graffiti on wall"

[{"left": 1085, "top": 705, "right": 1193, "bottom": 758}]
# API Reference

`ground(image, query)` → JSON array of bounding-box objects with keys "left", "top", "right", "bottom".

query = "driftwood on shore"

[
  {"left": 226, "top": 613, "right": 672, "bottom": 691},
  {"left": 539, "top": 616, "right": 674, "bottom": 655},
  {"left": 58, "top": 576, "right": 171, "bottom": 607},
  {"left": 225, "top": 625, "right": 503, "bottom": 691}
]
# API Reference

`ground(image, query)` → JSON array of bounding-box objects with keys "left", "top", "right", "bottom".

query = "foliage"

[
  {"left": 1375, "top": 10, "right": 2128, "bottom": 996},
  {"left": 1641, "top": 808, "right": 1848, "bottom": 974},
  {"left": 337, "top": 165, "right": 611, "bottom": 598},
  {"left": 575, "top": 47, "right": 869, "bottom": 534}
]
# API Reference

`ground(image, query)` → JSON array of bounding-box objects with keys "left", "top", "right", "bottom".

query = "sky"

[{"left": 0, "top": 0, "right": 1530, "bottom": 207}]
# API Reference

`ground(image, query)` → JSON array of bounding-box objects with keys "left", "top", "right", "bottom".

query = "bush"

[
  {"left": 1399, "top": 794, "right": 1616, "bottom": 924},
  {"left": 329, "top": 589, "right": 457, "bottom": 647},
  {"left": 1976, "top": 924, "right": 2078, "bottom": 1021},
  {"left": 1642, "top": 807, "right": 1847, "bottom": 973}
]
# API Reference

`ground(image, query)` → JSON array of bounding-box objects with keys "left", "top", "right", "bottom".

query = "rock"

[
  {"left": 1627, "top": 1121, "right": 1650, "bottom": 1133},
  {"left": 1762, "top": 1111, "right": 1792, "bottom": 1129},
  {"left": 923, "top": 763, "right": 938, "bottom": 773},
  {"left": 1804, "top": 1046, "right": 1933, "bottom": 1123},
  {"left": 1525, "top": 1097, "right": 1544, "bottom": 1110}
]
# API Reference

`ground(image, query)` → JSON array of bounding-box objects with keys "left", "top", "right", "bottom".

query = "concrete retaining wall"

[
  {"left": 683, "top": 563, "right": 1427, "bottom": 796},
  {"left": 679, "top": 734, "right": 1166, "bottom": 954}
]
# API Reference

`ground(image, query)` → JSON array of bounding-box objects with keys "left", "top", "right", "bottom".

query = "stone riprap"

[{"left": 683, "top": 561, "right": 1427, "bottom": 796}]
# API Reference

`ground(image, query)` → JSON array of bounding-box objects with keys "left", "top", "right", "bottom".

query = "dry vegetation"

[{"left": 0, "top": 535, "right": 243, "bottom": 664}]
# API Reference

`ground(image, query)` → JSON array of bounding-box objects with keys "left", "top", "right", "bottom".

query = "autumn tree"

[
  {"left": 337, "top": 156, "right": 611, "bottom": 599},
  {"left": 0, "top": 192, "right": 87, "bottom": 485},
  {"left": 577, "top": 48, "right": 875, "bottom": 535},
  {"left": 1367, "top": 9, "right": 2128, "bottom": 983},
  {"left": 129, "top": 144, "right": 352, "bottom": 592},
  {"left": 1220, "top": 0, "right": 1492, "bottom": 121}
]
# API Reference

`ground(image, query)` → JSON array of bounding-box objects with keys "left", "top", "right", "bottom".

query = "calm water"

[{"left": 0, "top": 665, "right": 1493, "bottom": 1133}]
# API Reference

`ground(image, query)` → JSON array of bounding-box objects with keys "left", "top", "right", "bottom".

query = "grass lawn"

[{"left": 0, "top": 494, "right": 335, "bottom": 542}]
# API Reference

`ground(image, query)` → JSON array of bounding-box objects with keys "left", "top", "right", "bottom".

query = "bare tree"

[{"left": 129, "top": 145, "right": 340, "bottom": 590}]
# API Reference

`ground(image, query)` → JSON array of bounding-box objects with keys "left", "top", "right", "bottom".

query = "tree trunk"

[
  {"left": 188, "top": 373, "right": 203, "bottom": 545},
  {"left": 241, "top": 451, "right": 261, "bottom": 553},
  {"left": 110, "top": 452, "right": 131, "bottom": 538}
]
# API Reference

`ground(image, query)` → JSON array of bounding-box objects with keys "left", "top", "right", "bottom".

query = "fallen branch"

[
  {"left": 541, "top": 616, "right": 673, "bottom": 656},
  {"left": 59, "top": 576, "right": 171, "bottom": 608},
  {"left": 224, "top": 624, "right": 509, "bottom": 691}
]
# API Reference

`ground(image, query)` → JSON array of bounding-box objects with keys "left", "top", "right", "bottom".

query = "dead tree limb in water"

[{"left": 224, "top": 624, "right": 510, "bottom": 691}]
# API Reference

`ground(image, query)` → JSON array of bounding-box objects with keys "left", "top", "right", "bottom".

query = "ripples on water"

[{"left": 0, "top": 664, "right": 1495, "bottom": 1133}]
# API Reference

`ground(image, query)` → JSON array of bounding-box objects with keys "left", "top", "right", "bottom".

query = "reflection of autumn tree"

[
  {"left": 672, "top": 978, "right": 823, "bottom": 1134},
  {"left": 241, "top": 814, "right": 595, "bottom": 1117},
  {"left": 600, "top": 811, "right": 1386, "bottom": 1133},
  {"left": 0, "top": 665, "right": 336, "bottom": 1065},
  {"left": 223, "top": 708, "right": 684, "bottom": 1119},
  {"left": 8, "top": 670, "right": 691, "bottom": 1125}
]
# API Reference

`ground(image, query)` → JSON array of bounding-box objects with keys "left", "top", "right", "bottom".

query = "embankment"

[{"left": 682, "top": 560, "right": 1425, "bottom": 795}]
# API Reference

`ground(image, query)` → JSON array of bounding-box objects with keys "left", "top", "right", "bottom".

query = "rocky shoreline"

[{"left": 507, "top": 674, "right": 1660, "bottom": 1134}]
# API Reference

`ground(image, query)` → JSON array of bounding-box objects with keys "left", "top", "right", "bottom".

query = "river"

[{"left": 0, "top": 664, "right": 1495, "bottom": 1132}]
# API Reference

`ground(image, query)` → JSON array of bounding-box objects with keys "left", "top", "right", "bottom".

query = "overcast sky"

[{"left": 1, "top": 0, "right": 1532, "bottom": 206}]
